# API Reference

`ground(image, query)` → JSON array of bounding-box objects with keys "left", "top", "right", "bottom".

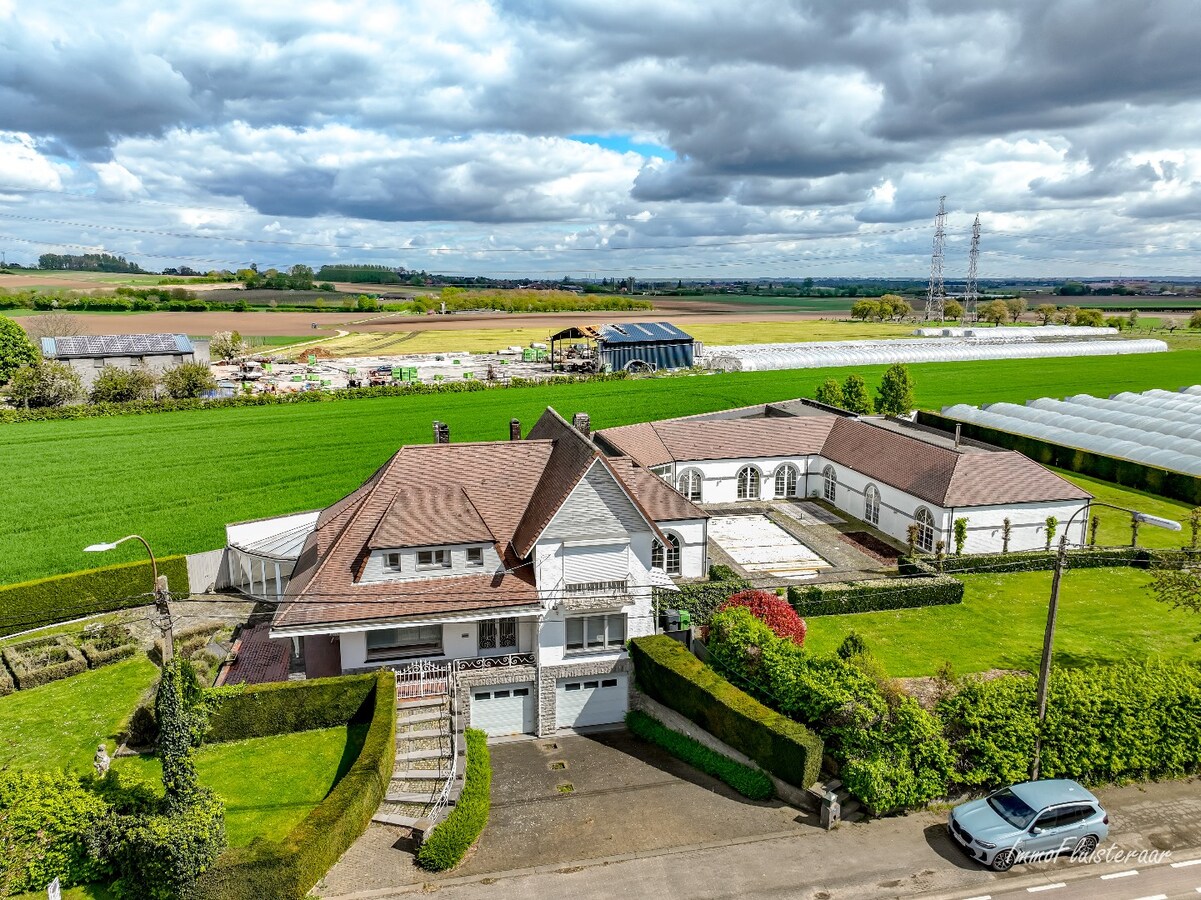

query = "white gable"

[{"left": 541, "top": 460, "right": 651, "bottom": 542}]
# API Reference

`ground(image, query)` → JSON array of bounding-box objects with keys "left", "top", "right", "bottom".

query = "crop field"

[{"left": 3, "top": 348, "right": 1199, "bottom": 587}]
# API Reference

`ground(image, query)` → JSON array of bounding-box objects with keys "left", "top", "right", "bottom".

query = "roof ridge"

[{"left": 456, "top": 483, "right": 497, "bottom": 543}]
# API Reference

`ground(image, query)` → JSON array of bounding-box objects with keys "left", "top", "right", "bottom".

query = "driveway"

[{"left": 317, "top": 728, "right": 813, "bottom": 897}]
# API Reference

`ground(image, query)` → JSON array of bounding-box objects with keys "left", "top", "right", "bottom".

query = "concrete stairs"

[
  {"left": 810, "top": 777, "right": 865, "bottom": 824},
  {"left": 373, "top": 694, "right": 458, "bottom": 829}
]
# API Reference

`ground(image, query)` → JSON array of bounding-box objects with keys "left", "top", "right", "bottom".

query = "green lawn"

[
  {"left": 1056, "top": 469, "right": 1199, "bottom": 548},
  {"left": 803, "top": 568, "right": 1201, "bottom": 677},
  {"left": 0, "top": 657, "right": 157, "bottom": 769},
  {"left": 2, "top": 349, "right": 1199, "bottom": 586},
  {"left": 114, "top": 724, "right": 367, "bottom": 847}
]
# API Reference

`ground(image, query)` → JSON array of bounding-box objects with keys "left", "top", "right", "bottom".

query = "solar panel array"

[
  {"left": 943, "top": 386, "right": 1201, "bottom": 476},
  {"left": 48, "top": 334, "right": 190, "bottom": 358},
  {"left": 596, "top": 322, "right": 693, "bottom": 344}
]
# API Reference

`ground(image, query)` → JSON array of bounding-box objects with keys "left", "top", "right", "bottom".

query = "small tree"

[
  {"left": 944, "top": 299, "right": 963, "bottom": 321},
  {"left": 90, "top": 365, "right": 158, "bottom": 403},
  {"left": 1005, "top": 298, "right": 1027, "bottom": 323},
  {"left": 934, "top": 539, "right": 946, "bottom": 571},
  {"left": 1075, "top": 308, "right": 1105, "bottom": 327},
  {"left": 1147, "top": 566, "right": 1201, "bottom": 641},
  {"left": 874, "top": 363, "right": 915, "bottom": 416},
  {"left": 906, "top": 523, "right": 919, "bottom": 557},
  {"left": 209, "top": 330, "right": 247, "bottom": 362},
  {"left": 1035, "top": 304, "right": 1058, "bottom": 325},
  {"left": 1089, "top": 514, "right": 1101, "bottom": 547},
  {"left": 980, "top": 299, "right": 1010, "bottom": 325},
  {"left": 161, "top": 362, "right": 217, "bottom": 399},
  {"left": 1056, "top": 305, "right": 1080, "bottom": 325},
  {"left": 0, "top": 316, "right": 39, "bottom": 383},
  {"left": 1044, "top": 515, "right": 1058, "bottom": 551},
  {"left": 7, "top": 360, "right": 84, "bottom": 407},
  {"left": 841, "top": 374, "right": 873, "bottom": 415},
  {"left": 1190, "top": 508, "right": 1201, "bottom": 551},
  {"left": 880, "top": 294, "right": 912, "bottom": 320},
  {"left": 850, "top": 299, "right": 880, "bottom": 321},
  {"left": 1190, "top": 310, "right": 1201, "bottom": 330},
  {"left": 719, "top": 590, "right": 807, "bottom": 646},
  {"left": 1002, "top": 517, "right": 1012, "bottom": 554},
  {"left": 953, "top": 517, "right": 969, "bottom": 555},
  {"left": 1131, "top": 514, "right": 1141, "bottom": 548},
  {"left": 814, "top": 377, "right": 845, "bottom": 408},
  {"left": 1127, "top": 309, "right": 1140, "bottom": 330},
  {"left": 21, "top": 311, "right": 83, "bottom": 341}
]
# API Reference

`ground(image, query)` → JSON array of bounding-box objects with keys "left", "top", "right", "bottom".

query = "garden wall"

[{"left": 917, "top": 410, "right": 1201, "bottom": 505}]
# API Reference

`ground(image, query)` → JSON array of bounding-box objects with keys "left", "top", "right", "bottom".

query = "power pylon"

[
  {"left": 964, "top": 214, "right": 981, "bottom": 323},
  {"left": 925, "top": 195, "right": 947, "bottom": 321}
]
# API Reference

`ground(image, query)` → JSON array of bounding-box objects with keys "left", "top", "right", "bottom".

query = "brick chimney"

[
  {"left": 509, "top": 418, "right": 522, "bottom": 441},
  {"left": 572, "top": 412, "right": 591, "bottom": 437},
  {"left": 433, "top": 421, "right": 450, "bottom": 444}
]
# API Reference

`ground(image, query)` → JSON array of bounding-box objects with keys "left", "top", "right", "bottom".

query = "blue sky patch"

[{"left": 569, "top": 134, "right": 676, "bottom": 160}]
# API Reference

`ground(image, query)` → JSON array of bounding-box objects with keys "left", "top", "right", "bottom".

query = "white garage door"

[
  {"left": 470, "top": 682, "right": 535, "bottom": 737},
  {"left": 556, "top": 674, "right": 628, "bottom": 729}
]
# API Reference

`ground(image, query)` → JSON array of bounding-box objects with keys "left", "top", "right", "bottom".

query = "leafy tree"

[
  {"left": 1190, "top": 310, "right": 1201, "bottom": 330},
  {"left": 0, "top": 316, "right": 39, "bottom": 383},
  {"left": 1044, "top": 516, "right": 1058, "bottom": 551},
  {"left": 814, "top": 377, "right": 845, "bottom": 408},
  {"left": 161, "top": 362, "right": 216, "bottom": 399},
  {"left": 850, "top": 299, "right": 880, "bottom": 321},
  {"left": 841, "top": 374, "right": 873, "bottom": 414},
  {"left": 209, "top": 330, "right": 247, "bottom": 361},
  {"left": 1005, "top": 298, "right": 1027, "bottom": 322},
  {"left": 7, "top": 360, "right": 83, "bottom": 407},
  {"left": 953, "top": 517, "right": 969, "bottom": 555},
  {"left": 1075, "top": 308, "right": 1105, "bottom": 327},
  {"left": 1035, "top": 304, "right": 1058, "bottom": 325},
  {"left": 90, "top": 365, "right": 157, "bottom": 403},
  {"left": 288, "top": 264, "right": 314, "bottom": 290},
  {"left": 980, "top": 299, "right": 1010, "bottom": 325},
  {"left": 943, "top": 299, "right": 963, "bottom": 321},
  {"left": 1148, "top": 566, "right": 1201, "bottom": 640},
  {"left": 874, "top": 363, "right": 915, "bottom": 416},
  {"left": 1056, "top": 305, "right": 1080, "bottom": 325},
  {"left": 1127, "top": 309, "right": 1140, "bottom": 330},
  {"left": 879, "top": 294, "right": 912, "bottom": 320},
  {"left": 1057, "top": 280, "right": 1089, "bottom": 296}
]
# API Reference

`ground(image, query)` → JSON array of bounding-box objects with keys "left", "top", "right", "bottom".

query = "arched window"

[
  {"left": 822, "top": 465, "right": 837, "bottom": 502},
  {"left": 651, "top": 533, "right": 681, "bottom": 575},
  {"left": 736, "top": 466, "right": 760, "bottom": 500},
  {"left": 915, "top": 507, "right": 935, "bottom": 552},
  {"left": 678, "top": 468, "right": 703, "bottom": 503},
  {"left": 773, "top": 464, "right": 798, "bottom": 498},
  {"left": 864, "top": 484, "right": 880, "bottom": 525}
]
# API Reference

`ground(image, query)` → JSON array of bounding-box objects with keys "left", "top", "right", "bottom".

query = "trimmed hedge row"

[
  {"left": 0, "top": 664, "right": 13, "bottom": 696},
  {"left": 0, "top": 371, "right": 635, "bottom": 424},
  {"left": 81, "top": 640, "right": 137, "bottom": 668},
  {"left": 657, "top": 576, "right": 753, "bottom": 625},
  {"left": 2, "top": 635, "right": 88, "bottom": 689},
  {"left": 626, "top": 709, "right": 774, "bottom": 800},
  {"left": 0, "top": 556, "right": 190, "bottom": 638},
  {"left": 788, "top": 574, "right": 964, "bottom": 617},
  {"left": 900, "top": 546, "right": 1192, "bottom": 576},
  {"left": 191, "top": 670, "right": 396, "bottom": 900},
  {"left": 416, "top": 728, "right": 492, "bottom": 871},
  {"left": 205, "top": 673, "right": 379, "bottom": 742},
  {"left": 630, "top": 635, "right": 823, "bottom": 790}
]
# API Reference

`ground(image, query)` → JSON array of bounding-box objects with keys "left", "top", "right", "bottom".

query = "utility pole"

[
  {"left": 155, "top": 572, "right": 174, "bottom": 662},
  {"left": 965, "top": 214, "right": 981, "bottom": 324},
  {"left": 925, "top": 195, "right": 947, "bottom": 322},
  {"left": 1030, "top": 534, "right": 1068, "bottom": 781}
]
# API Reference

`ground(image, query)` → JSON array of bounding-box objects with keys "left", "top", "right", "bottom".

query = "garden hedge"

[
  {"left": 80, "top": 624, "right": 138, "bottom": 669},
  {"left": 0, "top": 663, "right": 13, "bottom": 697},
  {"left": 630, "top": 635, "right": 823, "bottom": 790},
  {"left": 2, "top": 636, "right": 88, "bottom": 689},
  {"left": 191, "top": 670, "right": 396, "bottom": 900},
  {"left": 788, "top": 574, "right": 963, "bottom": 616},
  {"left": 626, "top": 709, "right": 774, "bottom": 800},
  {"left": 416, "top": 728, "right": 492, "bottom": 871},
  {"left": 899, "top": 547, "right": 1190, "bottom": 576},
  {"left": 656, "top": 576, "right": 753, "bottom": 625},
  {"left": 204, "top": 673, "right": 379, "bottom": 742},
  {"left": 0, "top": 556, "right": 190, "bottom": 638}
]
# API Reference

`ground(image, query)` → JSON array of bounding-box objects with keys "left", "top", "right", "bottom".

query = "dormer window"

[
  {"left": 466, "top": 547, "right": 484, "bottom": 566},
  {"left": 385, "top": 552, "right": 402, "bottom": 571},
  {"left": 417, "top": 549, "right": 451, "bottom": 569}
]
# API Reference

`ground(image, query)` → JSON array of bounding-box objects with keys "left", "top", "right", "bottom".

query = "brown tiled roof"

[
  {"left": 219, "top": 624, "right": 291, "bottom": 685},
  {"left": 607, "top": 457, "right": 708, "bottom": 522},
  {"left": 368, "top": 486, "right": 494, "bottom": 549},
  {"left": 820, "top": 418, "right": 1090, "bottom": 506},
  {"left": 597, "top": 417, "right": 836, "bottom": 468}
]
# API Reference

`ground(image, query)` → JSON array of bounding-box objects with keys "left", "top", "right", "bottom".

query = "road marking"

[
  {"left": 962, "top": 895, "right": 991, "bottom": 900},
  {"left": 1100, "top": 871, "right": 1139, "bottom": 880},
  {"left": 1127, "top": 895, "right": 1166, "bottom": 900},
  {"left": 1173, "top": 859, "right": 1201, "bottom": 868},
  {"left": 1027, "top": 885, "right": 1066, "bottom": 893}
]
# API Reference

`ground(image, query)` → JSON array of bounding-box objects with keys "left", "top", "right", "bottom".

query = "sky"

[{"left": 2, "top": 0, "right": 1201, "bottom": 280}]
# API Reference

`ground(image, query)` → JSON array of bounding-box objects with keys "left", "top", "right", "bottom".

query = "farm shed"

[
  {"left": 549, "top": 321, "right": 694, "bottom": 372},
  {"left": 39, "top": 333, "right": 203, "bottom": 387}
]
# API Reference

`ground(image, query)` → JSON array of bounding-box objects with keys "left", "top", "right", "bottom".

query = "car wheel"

[
  {"left": 1076, "top": 835, "right": 1098, "bottom": 857},
  {"left": 991, "top": 849, "right": 1018, "bottom": 872}
]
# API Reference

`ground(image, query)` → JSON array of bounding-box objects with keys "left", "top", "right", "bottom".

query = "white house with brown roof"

[
  {"left": 594, "top": 401, "right": 1092, "bottom": 555},
  {"left": 259, "top": 407, "right": 708, "bottom": 738}
]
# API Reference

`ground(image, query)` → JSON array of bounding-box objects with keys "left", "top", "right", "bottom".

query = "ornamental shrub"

[
  {"left": 106, "top": 790, "right": 226, "bottom": 900},
  {"left": 720, "top": 589, "right": 807, "bottom": 645},
  {"left": 0, "top": 771, "right": 113, "bottom": 894},
  {"left": 417, "top": 729, "right": 492, "bottom": 871},
  {"left": 626, "top": 710, "right": 773, "bottom": 800}
]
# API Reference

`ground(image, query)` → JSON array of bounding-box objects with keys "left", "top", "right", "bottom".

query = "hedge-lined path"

[
  {"left": 319, "top": 775, "right": 1201, "bottom": 900},
  {"left": 374, "top": 695, "right": 457, "bottom": 828}
]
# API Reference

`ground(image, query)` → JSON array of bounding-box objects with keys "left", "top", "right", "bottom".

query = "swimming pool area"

[{"left": 707, "top": 514, "right": 833, "bottom": 580}]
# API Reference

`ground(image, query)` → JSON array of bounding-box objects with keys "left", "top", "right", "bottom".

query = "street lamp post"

[
  {"left": 84, "top": 534, "right": 174, "bottom": 662},
  {"left": 1030, "top": 503, "right": 1180, "bottom": 780}
]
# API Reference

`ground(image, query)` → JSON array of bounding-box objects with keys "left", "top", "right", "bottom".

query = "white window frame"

[
  {"left": 385, "top": 552, "right": 402, "bottom": 571},
  {"left": 677, "top": 468, "right": 703, "bottom": 502},
  {"left": 736, "top": 465, "right": 760, "bottom": 500},
  {"left": 774, "top": 464, "right": 798, "bottom": 498},
  {"left": 478, "top": 616, "right": 518, "bottom": 651},
  {"left": 864, "top": 484, "right": 880, "bottom": 526},
  {"left": 465, "top": 547, "right": 484, "bottom": 567},
  {"left": 651, "top": 533, "right": 681, "bottom": 575},
  {"left": 823, "top": 465, "right": 837, "bottom": 502},
  {"left": 366, "top": 624, "right": 442, "bottom": 659},
  {"left": 564, "top": 613, "right": 627, "bottom": 654},
  {"left": 915, "top": 506, "right": 936, "bottom": 552},
  {"left": 416, "top": 548, "right": 451, "bottom": 569}
]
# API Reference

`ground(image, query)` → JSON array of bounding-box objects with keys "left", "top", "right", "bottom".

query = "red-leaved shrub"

[{"left": 719, "top": 590, "right": 807, "bottom": 646}]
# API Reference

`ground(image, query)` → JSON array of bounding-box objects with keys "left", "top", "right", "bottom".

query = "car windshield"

[{"left": 987, "top": 788, "right": 1038, "bottom": 829}]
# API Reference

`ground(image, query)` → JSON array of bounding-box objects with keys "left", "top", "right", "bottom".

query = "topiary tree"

[
  {"left": 837, "top": 631, "right": 868, "bottom": 659},
  {"left": 161, "top": 362, "right": 217, "bottom": 399},
  {"left": 1001, "top": 517, "right": 1012, "bottom": 554},
  {"left": 841, "top": 374, "right": 873, "bottom": 415},
  {"left": 1131, "top": 514, "right": 1141, "bottom": 548},
  {"left": 0, "top": 316, "right": 39, "bottom": 383},
  {"left": 7, "top": 359, "right": 83, "bottom": 407},
  {"left": 874, "top": 363, "right": 915, "bottom": 416},
  {"left": 906, "top": 523, "right": 919, "bottom": 557},
  {"left": 934, "top": 539, "right": 946, "bottom": 571},
  {"left": 953, "top": 517, "right": 969, "bottom": 556},
  {"left": 814, "top": 377, "right": 844, "bottom": 408},
  {"left": 1090, "top": 514, "right": 1101, "bottom": 547},
  {"left": 719, "top": 589, "right": 807, "bottom": 646},
  {"left": 1044, "top": 516, "right": 1058, "bottom": 551}
]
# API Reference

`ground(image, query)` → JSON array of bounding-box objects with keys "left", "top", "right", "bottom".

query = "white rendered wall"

[
  {"left": 657, "top": 518, "right": 707, "bottom": 578},
  {"left": 665, "top": 456, "right": 814, "bottom": 504}
]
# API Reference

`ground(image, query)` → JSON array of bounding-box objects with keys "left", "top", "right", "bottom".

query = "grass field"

[
  {"left": 803, "top": 568, "right": 1201, "bottom": 677},
  {"left": 1050, "top": 468, "right": 1198, "bottom": 547},
  {"left": 2, "top": 349, "right": 1199, "bottom": 586}
]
